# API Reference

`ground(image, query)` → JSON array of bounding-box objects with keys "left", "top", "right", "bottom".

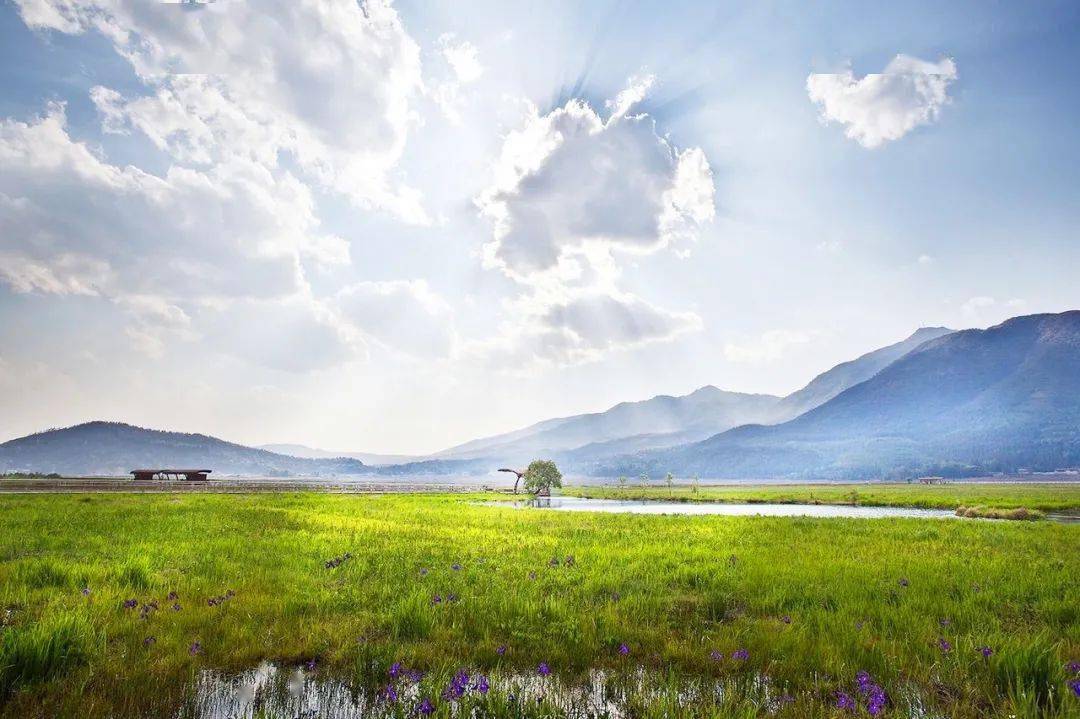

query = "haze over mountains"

[{"left": 3, "top": 313, "right": 1078, "bottom": 480}]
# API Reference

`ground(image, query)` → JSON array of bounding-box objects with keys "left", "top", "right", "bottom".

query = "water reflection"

[{"left": 503, "top": 496, "right": 959, "bottom": 519}]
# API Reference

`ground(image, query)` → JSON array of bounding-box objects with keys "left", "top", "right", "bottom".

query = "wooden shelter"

[{"left": 130, "top": 469, "right": 212, "bottom": 482}]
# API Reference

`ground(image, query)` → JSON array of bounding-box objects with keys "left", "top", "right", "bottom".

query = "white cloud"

[
  {"left": 473, "top": 77, "right": 714, "bottom": 366},
  {"left": 430, "top": 33, "right": 483, "bottom": 123},
  {"left": 724, "top": 329, "right": 815, "bottom": 363},
  {"left": 15, "top": 0, "right": 428, "bottom": 222},
  {"left": 807, "top": 54, "right": 957, "bottom": 148},
  {"left": 335, "top": 280, "right": 456, "bottom": 360},
  {"left": 961, "top": 296, "right": 1027, "bottom": 319},
  {"left": 917, "top": 254, "right": 934, "bottom": 265}
]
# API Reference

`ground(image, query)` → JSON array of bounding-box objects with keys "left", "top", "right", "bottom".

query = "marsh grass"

[{"left": 0, "top": 492, "right": 1076, "bottom": 717}]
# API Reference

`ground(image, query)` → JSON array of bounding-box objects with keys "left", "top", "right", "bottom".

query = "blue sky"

[{"left": 1, "top": 0, "right": 1078, "bottom": 453}]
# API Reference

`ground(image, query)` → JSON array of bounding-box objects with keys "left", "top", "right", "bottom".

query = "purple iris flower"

[
  {"left": 1068, "top": 661, "right": 1080, "bottom": 676},
  {"left": 451, "top": 563, "right": 461, "bottom": 571},
  {"left": 171, "top": 603, "right": 181, "bottom": 611},
  {"left": 417, "top": 697, "right": 435, "bottom": 715},
  {"left": 432, "top": 594, "right": 442, "bottom": 604},
  {"left": 122, "top": 599, "right": 138, "bottom": 610},
  {"left": 407, "top": 669, "right": 424, "bottom": 683},
  {"left": 855, "top": 671, "right": 872, "bottom": 692},
  {"left": 384, "top": 685, "right": 398, "bottom": 703},
  {"left": 867, "top": 686, "right": 887, "bottom": 716},
  {"left": 978, "top": 646, "right": 993, "bottom": 658},
  {"left": 167, "top": 591, "right": 178, "bottom": 601},
  {"left": 389, "top": 662, "right": 403, "bottom": 678},
  {"left": 732, "top": 648, "right": 749, "bottom": 661},
  {"left": 496, "top": 645, "right": 507, "bottom": 656},
  {"left": 618, "top": 643, "right": 629, "bottom": 656},
  {"left": 854, "top": 620, "right": 865, "bottom": 630},
  {"left": 898, "top": 578, "right": 909, "bottom": 588},
  {"left": 549, "top": 557, "right": 560, "bottom": 567},
  {"left": 528, "top": 571, "right": 537, "bottom": 580},
  {"left": 189, "top": 641, "right": 202, "bottom": 656},
  {"left": 81, "top": 586, "right": 91, "bottom": 597},
  {"left": 143, "top": 636, "right": 156, "bottom": 647},
  {"left": 1069, "top": 679, "right": 1080, "bottom": 698},
  {"left": 939, "top": 618, "right": 950, "bottom": 627},
  {"left": 780, "top": 615, "right": 791, "bottom": 624},
  {"left": 447, "top": 593, "right": 458, "bottom": 603},
  {"left": 304, "top": 659, "right": 317, "bottom": 671},
  {"left": 709, "top": 649, "right": 723, "bottom": 661},
  {"left": 474, "top": 675, "right": 489, "bottom": 694},
  {"left": 538, "top": 662, "right": 550, "bottom": 676},
  {"left": 419, "top": 567, "right": 428, "bottom": 576},
  {"left": 564, "top": 555, "right": 575, "bottom": 566},
  {"left": 836, "top": 691, "right": 855, "bottom": 710},
  {"left": 938, "top": 637, "right": 952, "bottom": 653}
]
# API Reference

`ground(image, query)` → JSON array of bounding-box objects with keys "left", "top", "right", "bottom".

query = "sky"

[{"left": 1, "top": 0, "right": 1079, "bottom": 454}]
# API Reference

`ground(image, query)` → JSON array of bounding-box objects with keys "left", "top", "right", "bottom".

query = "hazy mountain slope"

[
  {"left": 777, "top": 326, "right": 953, "bottom": 417},
  {"left": 595, "top": 312, "right": 1080, "bottom": 479},
  {"left": 437, "top": 386, "right": 784, "bottom": 461},
  {"left": 0, "top": 422, "right": 368, "bottom": 476},
  {"left": 258, "top": 443, "right": 418, "bottom": 466}
]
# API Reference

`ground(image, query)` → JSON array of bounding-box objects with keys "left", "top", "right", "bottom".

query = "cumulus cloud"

[
  {"left": 807, "top": 54, "right": 957, "bottom": 148},
  {"left": 335, "top": 280, "right": 456, "bottom": 360},
  {"left": 723, "top": 329, "right": 815, "bottom": 363},
  {"left": 15, "top": 0, "right": 427, "bottom": 221},
  {"left": 473, "top": 77, "right": 715, "bottom": 366}
]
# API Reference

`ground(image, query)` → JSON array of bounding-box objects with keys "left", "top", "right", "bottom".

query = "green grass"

[
  {"left": 563, "top": 482, "right": 1080, "bottom": 513},
  {"left": 0, "top": 492, "right": 1077, "bottom": 717}
]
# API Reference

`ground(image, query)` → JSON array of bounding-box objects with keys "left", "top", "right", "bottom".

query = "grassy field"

[
  {"left": 563, "top": 482, "right": 1080, "bottom": 514},
  {"left": 0, "top": 491, "right": 1077, "bottom": 718}
]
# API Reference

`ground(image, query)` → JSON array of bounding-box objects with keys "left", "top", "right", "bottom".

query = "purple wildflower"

[
  {"left": 407, "top": 669, "right": 424, "bottom": 683},
  {"left": 709, "top": 649, "right": 724, "bottom": 661},
  {"left": 384, "top": 685, "right": 398, "bottom": 703},
  {"left": 855, "top": 671, "right": 872, "bottom": 692},
  {"left": 939, "top": 618, "right": 951, "bottom": 627},
  {"left": 854, "top": 620, "right": 865, "bottom": 630},
  {"left": 417, "top": 697, "right": 435, "bottom": 715},
  {"left": 451, "top": 563, "right": 461, "bottom": 571},
  {"left": 474, "top": 675, "right": 490, "bottom": 694},
  {"left": 143, "top": 636, "right": 156, "bottom": 647},
  {"left": 496, "top": 645, "right": 507, "bottom": 656},
  {"left": 732, "top": 648, "right": 749, "bottom": 661},
  {"left": 1069, "top": 679, "right": 1080, "bottom": 698},
  {"left": 432, "top": 594, "right": 442, "bottom": 605},
  {"left": 564, "top": 555, "right": 575, "bottom": 566},
  {"left": 172, "top": 602, "right": 181, "bottom": 611},
  {"left": 1068, "top": 661, "right": 1080, "bottom": 676},
  {"left": 836, "top": 691, "right": 855, "bottom": 711},
  {"left": 866, "top": 685, "right": 887, "bottom": 715},
  {"left": 938, "top": 637, "right": 952, "bottom": 653},
  {"left": 548, "top": 557, "right": 560, "bottom": 567},
  {"left": 167, "top": 591, "right": 178, "bottom": 601},
  {"left": 618, "top": 643, "right": 630, "bottom": 656},
  {"left": 528, "top": 571, "right": 537, "bottom": 581},
  {"left": 419, "top": 567, "right": 428, "bottom": 576},
  {"left": 978, "top": 646, "right": 993, "bottom": 659},
  {"left": 538, "top": 662, "right": 550, "bottom": 676},
  {"left": 447, "top": 593, "right": 458, "bottom": 603},
  {"left": 122, "top": 599, "right": 138, "bottom": 610},
  {"left": 304, "top": 659, "right": 317, "bottom": 672},
  {"left": 780, "top": 615, "right": 791, "bottom": 624},
  {"left": 898, "top": 577, "right": 909, "bottom": 588},
  {"left": 389, "top": 662, "right": 402, "bottom": 678},
  {"left": 188, "top": 641, "right": 202, "bottom": 656},
  {"left": 81, "top": 586, "right": 91, "bottom": 597}
]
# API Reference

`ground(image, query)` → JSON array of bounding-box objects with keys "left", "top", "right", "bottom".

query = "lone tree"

[
  {"left": 498, "top": 460, "right": 562, "bottom": 495},
  {"left": 523, "top": 460, "right": 563, "bottom": 496}
]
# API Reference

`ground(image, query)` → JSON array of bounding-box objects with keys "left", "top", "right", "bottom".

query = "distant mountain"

[
  {"left": 777, "top": 326, "right": 953, "bottom": 417},
  {"left": 595, "top": 312, "right": 1080, "bottom": 479},
  {"left": 258, "top": 443, "right": 418, "bottom": 466},
  {"left": 0, "top": 422, "right": 368, "bottom": 477},
  {"left": 436, "top": 386, "right": 785, "bottom": 462},
  {"left": 438, "top": 327, "right": 955, "bottom": 467}
]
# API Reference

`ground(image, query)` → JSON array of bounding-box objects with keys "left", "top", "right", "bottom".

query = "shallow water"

[
  {"left": 495, "top": 496, "right": 960, "bottom": 519},
  {"left": 183, "top": 662, "right": 944, "bottom": 719}
]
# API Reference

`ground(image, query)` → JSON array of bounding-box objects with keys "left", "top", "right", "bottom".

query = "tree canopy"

[{"left": 522, "top": 459, "right": 562, "bottom": 495}]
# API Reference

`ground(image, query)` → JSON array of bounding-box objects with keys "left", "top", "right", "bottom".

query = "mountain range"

[
  {"left": 3, "top": 313, "right": 1077, "bottom": 479},
  {"left": 593, "top": 312, "right": 1080, "bottom": 479}
]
